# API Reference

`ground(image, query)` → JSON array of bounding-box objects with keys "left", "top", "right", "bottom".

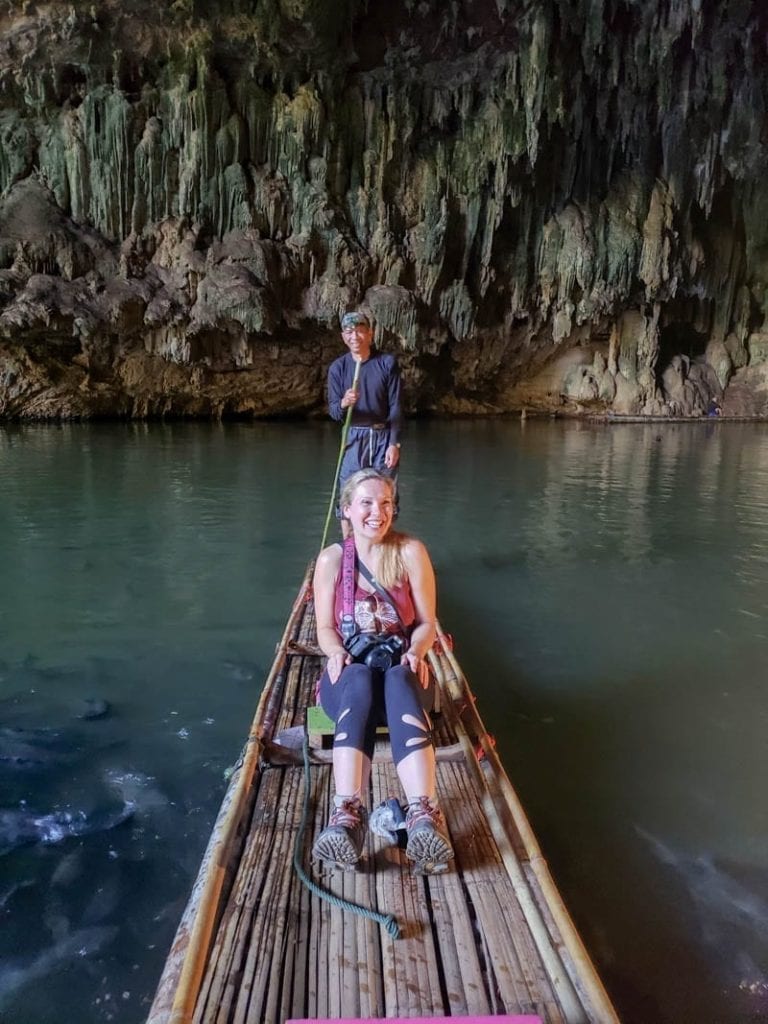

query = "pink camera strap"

[{"left": 340, "top": 537, "right": 407, "bottom": 639}]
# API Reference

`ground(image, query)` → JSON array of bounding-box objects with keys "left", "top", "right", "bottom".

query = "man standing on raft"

[{"left": 327, "top": 310, "right": 402, "bottom": 535}]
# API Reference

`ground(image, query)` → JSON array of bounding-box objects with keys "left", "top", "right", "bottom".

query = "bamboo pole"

[
  {"left": 434, "top": 622, "right": 620, "bottom": 1024},
  {"left": 148, "top": 564, "right": 314, "bottom": 1024},
  {"left": 319, "top": 357, "right": 361, "bottom": 550},
  {"left": 429, "top": 641, "right": 585, "bottom": 1019}
]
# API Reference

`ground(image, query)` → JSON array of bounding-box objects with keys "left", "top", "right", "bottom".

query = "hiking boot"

[
  {"left": 312, "top": 799, "right": 368, "bottom": 869},
  {"left": 405, "top": 797, "right": 454, "bottom": 874}
]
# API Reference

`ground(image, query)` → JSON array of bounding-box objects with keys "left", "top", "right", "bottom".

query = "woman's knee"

[
  {"left": 328, "top": 664, "right": 376, "bottom": 748},
  {"left": 338, "top": 663, "right": 376, "bottom": 708},
  {"left": 384, "top": 663, "right": 416, "bottom": 692},
  {"left": 382, "top": 667, "right": 432, "bottom": 763},
  {"left": 384, "top": 664, "right": 433, "bottom": 714}
]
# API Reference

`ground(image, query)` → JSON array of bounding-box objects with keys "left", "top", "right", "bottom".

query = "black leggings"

[{"left": 318, "top": 663, "right": 434, "bottom": 765}]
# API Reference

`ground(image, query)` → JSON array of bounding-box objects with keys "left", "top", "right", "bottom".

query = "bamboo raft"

[{"left": 148, "top": 564, "right": 619, "bottom": 1024}]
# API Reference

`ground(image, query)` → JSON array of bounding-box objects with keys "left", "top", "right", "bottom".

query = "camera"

[{"left": 343, "top": 632, "right": 406, "bottom": 672}]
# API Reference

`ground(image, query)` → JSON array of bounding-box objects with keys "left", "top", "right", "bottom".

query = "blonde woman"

[{"left": 311, "top": 469, "right": 453, "bottom": 873}]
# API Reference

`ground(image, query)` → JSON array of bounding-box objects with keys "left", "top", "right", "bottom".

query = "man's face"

[{"left": 341, "top": 322, "right": 373, "bottom": 359}]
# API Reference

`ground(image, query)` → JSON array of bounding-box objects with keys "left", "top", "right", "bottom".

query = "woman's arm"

[
  {"left": 313, "top": 545, "right": 350, "bottom": 684},
  {"left": 401, "top": 538, "right": 437, "bottom": 683}
]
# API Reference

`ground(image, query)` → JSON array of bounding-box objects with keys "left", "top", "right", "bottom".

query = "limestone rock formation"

[{"left": 0, "top": 0, "right": 766, "bottom": 419}]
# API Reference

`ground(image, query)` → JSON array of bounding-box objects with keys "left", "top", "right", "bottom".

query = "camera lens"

[{"left": 365, "top": 646, "right": 393, "bottom": 671}]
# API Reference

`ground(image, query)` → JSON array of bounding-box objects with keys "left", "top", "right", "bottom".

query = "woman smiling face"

[{"left": 343, "top": 477, "right": 394, "bottom": 542}]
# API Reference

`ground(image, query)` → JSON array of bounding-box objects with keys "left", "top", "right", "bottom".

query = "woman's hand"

[
  {"left": 327, "top": 649, "right": 351, "bottom": 684},
  {"left": 402, "top": 650, "right": 430, "bottom": 689}
]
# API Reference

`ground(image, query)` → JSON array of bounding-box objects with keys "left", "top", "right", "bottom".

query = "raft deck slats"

[{"left": 149, "top": 569, "right": 619, "bottom": 1024}]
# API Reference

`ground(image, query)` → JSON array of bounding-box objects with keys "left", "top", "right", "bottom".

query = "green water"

[{"left": 1, "top": 420, "right": 767, "bottom": 1024}]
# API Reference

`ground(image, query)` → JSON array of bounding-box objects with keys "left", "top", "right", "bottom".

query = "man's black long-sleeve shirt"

[{"left": 327, "top": 351, "right": 402, "bottom": 446}]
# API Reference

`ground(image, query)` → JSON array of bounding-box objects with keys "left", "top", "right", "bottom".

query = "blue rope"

[{"left": 292, "top": 733, "right": 402, "bottom": 940}]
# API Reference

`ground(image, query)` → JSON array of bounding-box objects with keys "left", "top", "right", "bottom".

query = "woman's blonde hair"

[{"left": 340, "top": 469, "right": 407, "bottom": 589}]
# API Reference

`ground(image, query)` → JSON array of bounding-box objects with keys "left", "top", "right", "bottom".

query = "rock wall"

[{"left": 1, "top": 0, "right": 767, "bottom": 418}]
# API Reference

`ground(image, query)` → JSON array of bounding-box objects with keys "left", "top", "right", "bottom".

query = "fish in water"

[
  {"left": 74, "top": 698, "right": 111, "bottom": 721},
  {"left": 1, "top": 689, "right": 113, "bottom": 727},
  {"left": 104, "top": 769, "right": 169, "bottom": 813},
  {"left": 0, "top": 726, "right": 79, "bottom": 771},
  {"left": 637, "top": 826, "right": 768, "bottom": 990},
  {"left": 0, "top": 879, "right": 35, "bottom": 911},
  {"left": 0, "top": 925, "right": 118, "bottom": 1008},
  {"left": 0, "top": 715, "right": 120, "bottom": 777},
  {"left": 0, "top": 802, "right": 134, "bottom": 857}
]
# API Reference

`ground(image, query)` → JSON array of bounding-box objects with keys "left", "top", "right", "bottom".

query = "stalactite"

[{"left": 0, "top": 0, "right": 767, "bottom": 418}]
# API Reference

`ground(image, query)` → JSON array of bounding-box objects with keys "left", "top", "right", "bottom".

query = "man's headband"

[{"left": 340, "top": 311, "right": 370, "bottom": 330}]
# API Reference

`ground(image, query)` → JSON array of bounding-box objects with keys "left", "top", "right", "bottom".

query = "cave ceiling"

[{"left": 0, "top": 0, "right": 766, "bottom": 418}]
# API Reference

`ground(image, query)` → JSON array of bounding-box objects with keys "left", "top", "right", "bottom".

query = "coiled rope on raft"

[
  {"left": 294, "top": 354, "right": 403, "bottom": 939},
  {"left": 292, "top": 733, "right": 402, "bottom": 940}
]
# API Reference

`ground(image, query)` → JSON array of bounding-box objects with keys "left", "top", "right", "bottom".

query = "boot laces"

[
  {"left": 328, "top": 799, "right": 363, "bottom": 831},
  {"left": 406, "top": 796, "right": 444, "bottom": 832}
]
